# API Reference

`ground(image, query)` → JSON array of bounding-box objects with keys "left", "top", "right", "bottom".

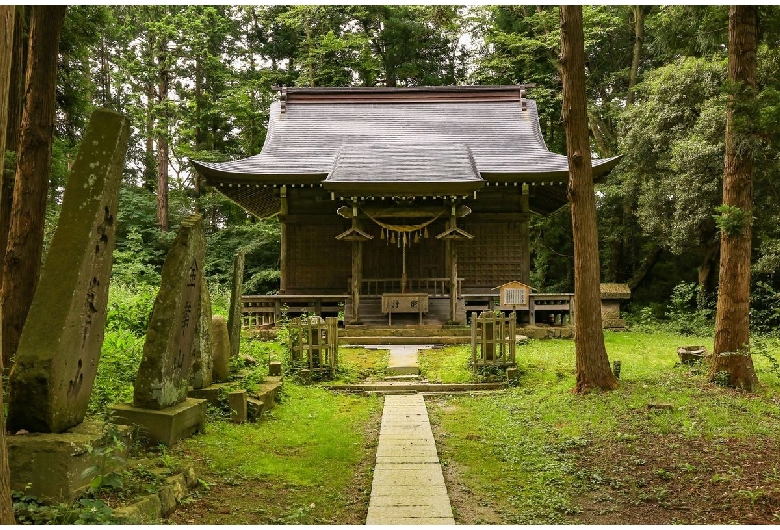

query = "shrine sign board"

[
  {"left": 497, "top": 281, "right": 531, "bottom": 311},
  {"left": 381, "top": 293, "right": 429, "bottom": 325}
]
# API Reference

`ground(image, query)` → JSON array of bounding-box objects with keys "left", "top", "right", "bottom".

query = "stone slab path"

[
  {"left": 366, "top": 394, "right": 455, "bottom": 525},
  {"left": 366, "top": 344, "right": 433, "bottom": 376}
]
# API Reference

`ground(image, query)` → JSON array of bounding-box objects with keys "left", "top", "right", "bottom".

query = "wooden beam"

[
  {"left": 279, "top": 185, "right": 288, "bottom": 293},
  {"left": 337, "top": 205, "right": 471, "bottom": 219}
]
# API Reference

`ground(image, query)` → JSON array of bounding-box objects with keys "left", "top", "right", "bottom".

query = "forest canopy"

[{"left": 5, "top": 5, "right": 780, "bottom": 329}]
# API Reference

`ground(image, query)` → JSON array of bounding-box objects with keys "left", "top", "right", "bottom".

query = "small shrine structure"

[{"left": 193, "top": 85, "right": 620, "bottom": 326}]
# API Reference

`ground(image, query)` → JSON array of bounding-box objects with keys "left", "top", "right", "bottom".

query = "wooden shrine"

[{"left": 193, "top": 86, "right": 621, "bottom": 326}]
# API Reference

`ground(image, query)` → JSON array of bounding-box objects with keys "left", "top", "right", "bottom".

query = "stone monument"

[
  {"left": 189, "top": 275, "right": 213, "bottom": 390},
  {"left": 6, "top": 109, "right": 132, "bottom": 502},
  {"left": 112, "top": 215, "right": 207, "bottom": 445},
  {"left": 226, "top": 249, "right": 245, "bottom": 358},
  {"left": 210, "top": 315, "right": 230, "bottom": 382},
  {"left": 7, "top": 109, "right": 130, "bottom": 433}
]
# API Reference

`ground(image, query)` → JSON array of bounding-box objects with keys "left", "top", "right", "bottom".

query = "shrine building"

[{"left": 192, "top": 85, "right": 620, "bottom": 326}]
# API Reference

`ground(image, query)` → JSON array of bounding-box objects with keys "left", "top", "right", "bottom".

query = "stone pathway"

[{"left": 365, "top": 394, "right": 455, "bottom": 525}]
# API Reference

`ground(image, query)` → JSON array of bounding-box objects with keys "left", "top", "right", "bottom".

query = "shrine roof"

[{"left": 191, "top": 85, "right": 621, "bottom": 214}]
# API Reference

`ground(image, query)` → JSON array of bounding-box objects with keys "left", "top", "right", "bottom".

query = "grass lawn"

[
  {"left": 168, "top": 384, "right": 383, "bottom": 524},
  {"left": 427, "top": 331, "right": 780, "bottom": 524}
]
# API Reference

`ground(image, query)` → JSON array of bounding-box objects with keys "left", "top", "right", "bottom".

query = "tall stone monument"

[
  {"left": 189, "top": 275, "right": 213, "bottom": 389},
  {"left": 7, "top": 110, "right": 130, "bottom": 433},
  {"left": 112, "top": 215, "right": 207, "bottom": 444},
  {"left": 226, "top": 249, "right": 245, "bottom": 359}
]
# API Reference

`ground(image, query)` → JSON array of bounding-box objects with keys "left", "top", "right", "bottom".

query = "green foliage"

[
  {"left": 713, "top": 204, "right": 751, "bottom": 238},
  {"left": 12, "top": 494, "right": 115, "bottom": 525},
  {"left": 90, "top": 328, "right": 144, "bottom": 414},
  {"left": 80, "top": 415, "right": 128, "bottom": 493}
]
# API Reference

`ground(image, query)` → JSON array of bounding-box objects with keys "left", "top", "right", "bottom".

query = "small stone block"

[
  {"left": 506, "top": 367, "right": 519, "bottom": 383},
  {"left": 228, "top": 391, "right": 248, "bottom": 424},
  {"left": 300, "top": 369, "right": 312, "bottom": 385},
  {"left": 269, "top": 361, "right": 282, "bottom": 376},
  {"left": 113, "top": 494, "right": 162, "bottom": 523},
  {"left": 183, "top": 467, "right": 198, "bottom": 489},
  {"left": 111, "top": 398, "right": 206, "bottom": 446},
  {"left": 158, "top": 485, "right": 178, "bottom": 517},
  {"left": 247, "top": 397, "right": 264, "bottom": 422},
  {"left": 187, "top": 386, "right": 221, "bottom": 406}
]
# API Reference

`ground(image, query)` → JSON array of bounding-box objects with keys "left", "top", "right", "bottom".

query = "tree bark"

[
  {"left": 627, "top": 6, "right": 645, "bottom": 105},
  {"left": 560, "top": 5, "right": 617, "bottom": 393},
  {"left": 711, "top": 5, "right": 759, "bottom": 391},
  {"left": 1, "top": 6, "right": 66, "bottom": 371},
  {"left": 0, "top": 6, "right": 17, "bottom": 524},
  {"left": 0, "top": 6, "right": 26, "bottom": 286},
  {"left": 156, "top": 43, "right": 169, "bottom": 232}
]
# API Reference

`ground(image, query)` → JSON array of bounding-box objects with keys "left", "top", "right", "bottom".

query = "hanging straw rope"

[{"left": 363, "top": 209, "right": 445, "bottom": 234}]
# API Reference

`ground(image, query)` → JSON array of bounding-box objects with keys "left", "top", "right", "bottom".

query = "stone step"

[
  {"left": 329, "top": 382, "right": 506, "bottom": 393},
  {"left": 383, "top": 374, "right": 422, "bottom": 382}
]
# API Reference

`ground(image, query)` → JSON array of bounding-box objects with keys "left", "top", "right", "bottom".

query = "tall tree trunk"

[
  {"left": 559, "top": 5, "right": 617, "bottom": 393},
  {"left": 627, "top": 6, "right": 645, "bottom": 105},
  {"left": 144, "top": 81, "right": 155, "bottom": 191},
  {"left": 0, "top": 6, "right": 17, "bottom": 525},
  {"left": 627, "top": 245, "right": 663, "bottom": 291},
  {"left": 1, "top": 5, "right": 66, "bottom": 371},
  {"left": 711, "top": 5, "right": 759, "bottom": 391},
  {"left": 0, "top": 6, "right": 26, "bottom": 286},
  {"left": 156, "top": 44, "right": 169, "bottom": 232}
]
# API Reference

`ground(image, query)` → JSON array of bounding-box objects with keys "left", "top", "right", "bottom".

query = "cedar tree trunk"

[
  {"left": 559, "top": 5, "right": 618, "bottom": 393},
  {"left": 711, "top": 5, "right": 759, "bottom": 391},
  {"left": 1, "top": 6, "right": 66, "bottom": 370},
  {"left": 0, "top": 5, "right": 16, "bottom": 524},
  {"left": 0, "top": 6, "right": 26, "bottom": 286},
  {"left": 156, "top": 44, "right": 169, "bottom": 232}
]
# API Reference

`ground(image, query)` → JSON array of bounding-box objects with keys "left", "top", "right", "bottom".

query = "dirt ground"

[{"left": 439, "top": 430, "right": 780, "bottom": 525}]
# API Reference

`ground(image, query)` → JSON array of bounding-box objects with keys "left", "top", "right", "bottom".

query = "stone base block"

[
  {"left": 269, "top": 361, "right": 282, "bottom": 376},
  {"left": 603, "top": 318, "right": 627, "bottom": 330},
  {"left": 7, "top": 421, "right": 131, "bottom": 503},
  {"left": 187, "top": 385, "right": 222, "bottom": 406},
  {"left": 111, "top": 398, "right": 206, "bottom": 446}
]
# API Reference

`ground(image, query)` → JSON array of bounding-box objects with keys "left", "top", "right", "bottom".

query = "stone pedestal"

[
  {"left": 7, "top": 421, "right": 131, "bottom": 503},
  {"left": 111, "top": 398, "right": 206, "bottom": 446},
  {"left": 228, "top": 391, "right": 248, "bottom": 424},
  {"left": 269, "top": 361, "right": 282, "bottom": 376}
]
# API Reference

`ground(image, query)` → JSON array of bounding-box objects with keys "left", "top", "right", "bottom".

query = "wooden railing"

[
  {"left": 463, "top": 292, "right": 575, "bottom": 326},
  {"left": 242, "top": 295, "right": 348, "bottom": 328},
  {"left": 356, "top": 277, "right": 464, "bottom": 296}
]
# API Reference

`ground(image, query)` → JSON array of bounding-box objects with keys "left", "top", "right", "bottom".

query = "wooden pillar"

[
  {"left": 351, "top": 240, "right": 362, "bottom": 323},
  {"left": 519, "top": 187, "right": 531, "bottom": 285},
  {"left": 449, "top": 239, "right": 458, "bottom": 324},
  {"left": 279, "top": 185, "right": 288, "bottom": 294}
]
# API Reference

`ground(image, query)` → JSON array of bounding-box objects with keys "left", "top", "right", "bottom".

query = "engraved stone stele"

[
  {"left": 189, "top": 275, "right": 213, "bottom": 389},
  {"left": 6, "top": 109, "right": 130, "bottom": 433},
  {"left": 226, "top": 249, "right": 245, "bottom": 358},
  {"left": 211, "top": 315, "right": 230, "bottom": 383},
  {"left": 132, "top": 215, "right": 206, "bottom": 410}
]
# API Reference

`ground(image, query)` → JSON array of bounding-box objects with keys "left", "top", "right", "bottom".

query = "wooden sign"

[
  {"left": 497, "top": 281, "right": 531, "bottom": 310},
  {"left": 381, "top": 293, "right": 429, "bottom": 313}
]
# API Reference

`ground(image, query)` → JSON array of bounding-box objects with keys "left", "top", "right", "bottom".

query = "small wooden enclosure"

[
  {"left": 289, "top": 316, "right": 339, "bottom": 376},
  {"left": 470, "top": 311, "right": 517, "bottom": 369}
]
